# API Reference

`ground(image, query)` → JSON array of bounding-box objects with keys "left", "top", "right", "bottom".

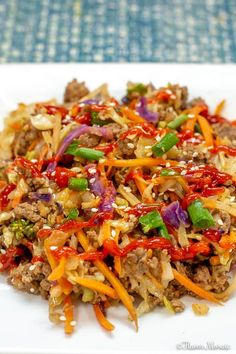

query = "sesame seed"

[
  {"left": 91, "top": 208, "right": 98, "bottom": 212},
  {"left": 230, "top": 196, "right": 235, "bottom": 202},
  {"left": 144, "top": 145, "right": 152, "bottom": 149},
  {"left": 30, "top": 288, "right": 35, "bottom": 293},
  {"left": 166, "top": 162, "right": 171, "bottom": 168},
  {"left": 188, "top": 114, "right": 195, "bottom": 118},
  {"left": 123, "top": 186, "right": 131, "bottom": 193},
  {"left": 0, "top": 249, "right": 6, "bottom": 255},
  {"left": 218, "top": 219, "right": 223, "bottom": 226},
  {"left": 88, "top": 168, "right": 96, "bottom": 174},
  {"left": 50, "top": 246, "right": 58, "bottom": 251},
  {"left": 70, "top": 321, "right": 77, "bottom": 326},
  {"left": 193, "top": 152, "right": 198, "bottom": 158},
  {"left": 89, "top": 178, "right": 96, "bottom": 184},
  {"left": 124, "top": 207, "right": 131, "bottom": 211},
  {"left": 112, "top": 202, "right": 118, "bottom": 208},
  {"left": 180, "top": 170, "right": 187, "bottom": 176},
  {"left": 127, "top": 143, "right": 134, "bottom": 149},
  {"left": 111, "top": 229, "right": 116, "bottom": 237},
  {"left": 59, "top": 315, "right": 66, "bottom": 322},
  {"left": 146, "top": 152, "right": 152, "bottom": 157},
  {"left": 29, "top": 265, "right": 36, "bottom": 271},
  {"left": 43, "top": 225, "right": 51, "bottom": 229},
  {"left": 51, "top": 171, "right": 56, "bottom": 176},
  {"left": 152, "top": 193, "right": 156, "bottom": 198}
]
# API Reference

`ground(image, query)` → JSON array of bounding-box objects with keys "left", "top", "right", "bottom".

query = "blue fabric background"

[{"left": 0, "top": 0, "right": 235, "bottom": 63}]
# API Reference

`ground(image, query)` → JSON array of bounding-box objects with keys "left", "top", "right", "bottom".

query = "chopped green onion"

[
  {"left": 68, "top": 177, "right": 88, "bottom": 191},
  {"left": 152, "top": 133, "right": 179, "bottom": 157},
  {"left": 158, "top": 224, "right": 171, "bottom": 239},
  {"left": 67, "top": 208, "right": 79, "bottom": 220},
  {"left": 187, "top": 200, "right": 215, "bottom": 229},
  {"left": 66, "top": 146, "right": 104, "bottom": 161},
  {"left": 160, "top": 169, "right": 177, "bottom": 176},
  {"left": 65, "top": 140, "right": 80, "bottom": 155},
  {"left": 139, "top": 210, "right": 164, "bottom": 233},
  {"left": 167, "top": 114, "right": 188, "bottom": 129},
  {"left": 91, "top": 111, "right": 110, "bottom": 126},
  {"left": 127, "top": 83, "right": 147, "bottom": 95}
]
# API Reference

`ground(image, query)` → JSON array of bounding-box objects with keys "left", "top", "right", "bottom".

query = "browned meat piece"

[
  {"left": 64, "top": 79, "right": 89, "bottom": 103},
  {"left": 192, "top": 265, "right": 211, "bottom": 287},
  {"left": 106, "top": 123, "right": 122, "bottom": 138},
  {"left": 13, "top": 123, "right": 41, "bottom": 156},
  {"left": 210, "top": 265, "right": 229, "bottom": 293},
  {"left": 170, "top": 299, "right": 185, "bottom": 313},
  {"left": 164, "top": 280, "right": 187, "bottom": 300},
  {"left": 177, "top": 143, "right": 210, "bottom": 163},
  {"left": 116, "top": 138, "right": 137, "bottom": 158},
  {"left": 9, "top": 261, "right": 51, "bottom": 298},
  {"left": 212, "top": 210, "right": 231, "bottom": 234},
  {"left": 213, "top": 122, "right": 236, "bottom": 145},
  {"left": 78, "top": 134, "right": 100, "bottom": 147},
  {"left": 14, "top": 202, "right": 45, "bottom": 224},
  {"left": 187, "top": 97, "right": 207, "bottom": 108}
]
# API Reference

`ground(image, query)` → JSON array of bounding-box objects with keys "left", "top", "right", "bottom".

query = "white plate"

[{"left": 0, "top": 64, "right": 236, "bottom": 354}]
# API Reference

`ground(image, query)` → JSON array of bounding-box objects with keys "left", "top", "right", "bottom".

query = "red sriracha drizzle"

[
  {"left": 0, "top": 183, "right": 16, "bottom": 211},
  {"left": 211, "top": 145, "right": 236, "bottom": 157},
  {"left": 0, "top": 247, "right": 23, "bottom": 271},
  {"left": 50, "top": 237, "right": 211, "bottom": 263},
  {"left": 37, "top": 211, "right": 113, "bottom": 238},
  {"left": 46, "top": 167, "right": 76, "bottom": 188},
  {"left": 44, "top": 105, "right": 68, "bottom": 119},
  {"left": 14, "top": 157, "right": 42, "bottom": 177},
  {"left": 94, "top": 142, "right": 118, "bottom": 155},
  {"left": 119, "top": 122, "right": 160, "bottom": 140},
  {"left": 203, "top": 229, "right": 221, "bottom": 242}
]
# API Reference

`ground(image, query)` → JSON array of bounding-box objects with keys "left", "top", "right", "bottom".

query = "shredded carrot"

[
  {"left": 94, "top": 260, "right": 138, "bottom": 329},
  {"left": 28, "top": 140, "right": 37, "bottom": 151},
  {"left": 99, "top": 220, "right": 111, "bottom": 243},
  {"left": 183, "top": 116, "right": 197, "bottom": 131},
  {"left": 210, "top": 255, "right": 220, "bottom": 266},
  {"left": 121, "top": 107, "right": 146, "bottom": 124},
  {"left": 93, "top": 304, "right": 115, "bottom": 331},
  {"left": 101, "top": 158, "right": 177, "bottom": 168},
  {"left": 44, "top": 230, "right": 70, "bottom": 269},
  {"left": 214, "top": 99, "right": 225, "bottom": 116},
  {"left": 0, "top": 180, "right": 6, "bottom": 189},
  {"left": 63, "top": 295, "right": 75, "bottom": 334},
  {"left": 77, "top": 230, "right": 138, "bottom": 329},
  {"left": 58, "top": 277, "right": 73, "bottom": 295},
  {"left": 197, "top": 115, "right": 214, "bottom": 147},
  {"left": 72, "top": 275, "right": 117, "bottom": 299},
  {"left": 214, "top": 136, "right": 225, "bottom": 146},
  {"left": 48, "top": 257, "right": 66, "bottom": 281},
  {"left": 172, "top": 268, "right": 221, "bottom": 304}
]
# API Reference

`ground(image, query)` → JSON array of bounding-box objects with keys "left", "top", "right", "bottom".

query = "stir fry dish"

[{"left": 0, "top": 79, "right": 236, "bottom": 333}]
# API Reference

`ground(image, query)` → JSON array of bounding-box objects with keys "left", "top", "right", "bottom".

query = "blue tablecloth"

[{"left": 0, "top": 0, "right": 235, "bottom": 63}]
